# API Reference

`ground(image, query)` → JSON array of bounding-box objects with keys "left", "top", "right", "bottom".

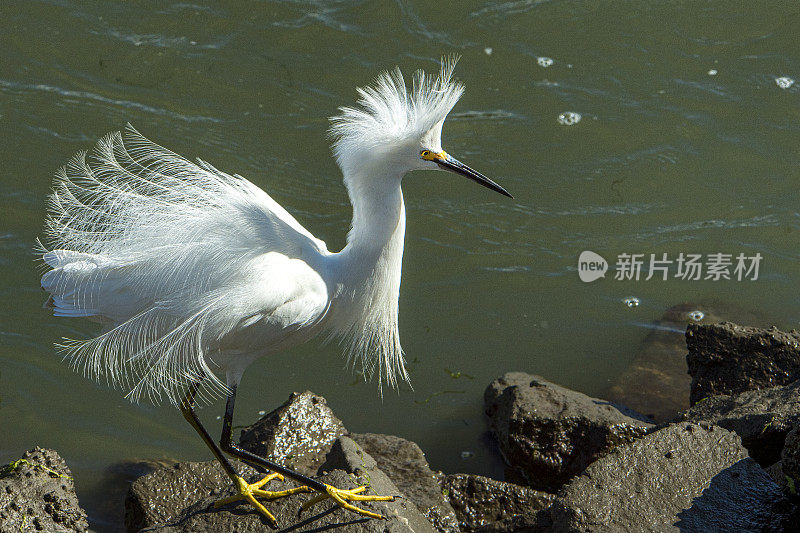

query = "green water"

[{"left": 2, "top": 0, "right": 800, "bottom": 529}]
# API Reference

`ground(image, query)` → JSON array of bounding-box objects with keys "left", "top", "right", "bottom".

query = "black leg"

[
  {"left": 219, "top": 385, "right": 327, "bottom": 493},
  {"left": 180, "top": 381, "right": 240, "bottom": 481},
  {"left": 182, "top": 381, "right": 309, "bottom": 528}
]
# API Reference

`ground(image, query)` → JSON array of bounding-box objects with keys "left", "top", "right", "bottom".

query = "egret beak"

[{"left": 428, "top": 151, "right": 513, "bottom": 199}]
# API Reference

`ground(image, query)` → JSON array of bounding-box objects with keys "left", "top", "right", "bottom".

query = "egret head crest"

[{"left": 329, "top": 57, "right": 464, "bottom": 176}]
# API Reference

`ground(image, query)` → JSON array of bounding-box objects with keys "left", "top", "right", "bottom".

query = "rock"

[
  {"left": 550, "top": 423, "right": 794, "bottom": 532},
  {"left": 782, "top": 425, "right": 800, "bottom": 482},
  {"left": 679, "top": 380, "right": 800, "bottom": 466},
  {"left": 92, "top": 459, "right": 176, "bottom": 532},
  {"left": 686, "top": 322, "right": 800, "bottom": 405},
  {"left": 125, "top": 460, "right": 249, "bottom": 532},
  {"left": 351, "top": 433, "right": 459, "bottom": 532},
  {"left": 484, "top": 372, "right": 653, "bottom": 492},
  {"left": 128, "top": 436, "right": 436, "bottom": 532},
  {"left": 319, "top": 436, "right": 437, "bottom": 532},
  {"left": 0, "top": 447, "right": 88, "bottom": 533},
  {"left": 607, "top": 302, "right": 764, "bottom": 423},
  {"left": 348, "top": 434, "right": 551, "bottom": 532},
  {"left": 441, "top": 473, "right": 554, "bottom": 532},
  {"left": 239, "top": 390, "right": 346, "bottom": 476},
  {"left": 143, "top": 468, "right": 425, "bottom": 532},
  {"left": 764, "top": 462, "right": 791, "bottom": 494}
]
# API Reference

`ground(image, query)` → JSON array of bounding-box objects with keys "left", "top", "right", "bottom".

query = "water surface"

[{"left": 2, "top": 1, "right": 800, "bottom": 529}]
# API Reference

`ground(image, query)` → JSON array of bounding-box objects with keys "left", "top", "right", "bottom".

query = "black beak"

[{"left": 436, "top": 153, "right": 513, "bottom": 199}]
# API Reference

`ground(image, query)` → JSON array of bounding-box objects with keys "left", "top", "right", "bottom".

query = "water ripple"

[
  {"left": 0, "top": 79, "right": 221, "bottom": 124},
  {"left": 450, "top": 109, "right": 526, "bottom": 121},
  {"left": 92, "top": 28, "right": 229, "bottom": 50},
  {"left": 471, "top": 0, "right": 552, "bottom": 18},
  {"left": 643, "top": 215, "right": 781, "bottom": 237}
]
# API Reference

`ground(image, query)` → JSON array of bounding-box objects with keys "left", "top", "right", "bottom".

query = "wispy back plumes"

[{"left": 41, "top": 125, "right": 327, "bottom": 405}]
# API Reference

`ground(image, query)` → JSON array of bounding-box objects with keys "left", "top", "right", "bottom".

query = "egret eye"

[{"left": 420, "top": 150, "right": 431, "bottom": 159}]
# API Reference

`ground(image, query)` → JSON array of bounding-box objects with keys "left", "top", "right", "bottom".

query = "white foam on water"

[
  {"left": 558, "top": 111, "right": 582, "bottom": 126},
  {"left": 623, "top": 296, "right": 640, "bottom": 308}
]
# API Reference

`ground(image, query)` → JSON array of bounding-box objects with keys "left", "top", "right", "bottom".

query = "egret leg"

[
  {"left": 179, "top": 383, "right": 304, "bottom": 528},
  {"left": 219, "top": 385, "right": 394, "bottom": 520}
]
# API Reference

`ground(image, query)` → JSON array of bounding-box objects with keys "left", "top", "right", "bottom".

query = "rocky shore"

[{"left": 3, "top": 320, "right": 800, "bottom": 532}]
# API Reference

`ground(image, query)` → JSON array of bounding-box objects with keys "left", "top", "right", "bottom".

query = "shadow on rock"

[{"left": 674, "top": 458, "right": 793, "bottom": 532}]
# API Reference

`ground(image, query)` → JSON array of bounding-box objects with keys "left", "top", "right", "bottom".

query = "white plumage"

[{"left": 40, "top": 58, "right": 510, "bottom": 408}]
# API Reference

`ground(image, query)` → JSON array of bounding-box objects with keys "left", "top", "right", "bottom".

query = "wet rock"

[
  {"left": 550, "top": 423, "right": 793, "bottom": 532},
  {"left": 319, "top": 436, "right": 437, "bottom": 532},
  {"left": 125, "top": 459, "right": 248, "bottom": 532},
  {"left": 128, "top": 436, "right": 436, "bottom": 532},
  {"left": 686, "top": 322, "right": 800, "bottom": 405},
  {"left": 351, "top": 433, "right": 459, "bottom": 532},
  {"left": 782, "top": 425, "right": 800, "bottom": 483},
  {"left": 607, "top": 301, "right": 764, "bottom": 423},
  {"left": 239, "top": 390, "right": 346, "bottom": 476},
  {"left": 441, "top": 473, "right": 554, "bottom": 532},
  {"left": 679, "top": 380, "right": 800, "bottom": 466},
  {"left": 142, "top": 468, "right": 426, "bottom": 532},
  {"left": 764, "top": 462, "right": 791, "bottom": 494},
  {"left": 484, "top": 372, "right": 653, "bottom": 492},
  {"left": 0, "top": 447, "right": 88, "bottom": 533}
]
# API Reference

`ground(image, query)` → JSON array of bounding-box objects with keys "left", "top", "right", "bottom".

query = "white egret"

[{"left": 39, "top": 59, "right": 512, "bottom": 525}]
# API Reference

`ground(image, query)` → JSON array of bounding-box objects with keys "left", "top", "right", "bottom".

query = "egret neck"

[
  {"left": 332, "top": 167, "right": 405, "bottom": 307},
  {"left": 325, "top": 167, "right": 407, "bottom": 386}
]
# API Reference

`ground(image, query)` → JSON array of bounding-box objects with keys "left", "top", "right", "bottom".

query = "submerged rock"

[
  {"left": 239, "top": 390, "right": 346, "bottom": 476},
  {"left": 0, "top": 447, "right": 88, "bottom": 533},
  {"left": 549, "top": 423, "right": 793, "bottom": 532},
  {"left": 686, "top": 322, "right": 800, "bottom": 405},
  {"left": 485, "top": 372, "right": 653, "bottom": 492},
  {"left": 607, "top": 302, "right": 764, "bottom": 423},
  {"left": 679, "top": 379, "right": 800, "bottom": 466},
  {"left": 94, "top": 458, "right": 176, "bottom": 532},
  {"left": 442, "top": 473, "right": 554, "bottom": 532}
]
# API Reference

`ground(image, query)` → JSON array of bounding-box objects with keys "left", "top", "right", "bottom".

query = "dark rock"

[
  {"left": 607, "top": 302, "right": 764, "bottom": 423},
  {"left": 130, "top": 436, "right": 435, "bottom": 532},
  {"left": 239, "top": 390, "right": 346, "bottom": 477},
  {"left": 686, "top": 322, "right": 800, "bottom": 405},
  {"left": 318, "top": 436, "right": 437, "bottom": 532},
  {"left": 442, "top": 473, "right": 554, "bottom": 532},
  {"left": 550, "top": 423, "right": 793, "bottom": 532},
  {"left": 782, "top": 425, "right": 800, "bottom": 483},
  {"left": 472, "top": 514, "right": 551, "bottom": 533},
  {"left": 484, "top": 372, "right": 653, "bottom": 492},
  {"left": 764, "top": 462, "right": 791, "bottom": 494},
  {"left": 125, "top": 459, "right": 248, "bottom": 532},
  {"left": 0, "top": 447, "right": 88, "bottom": 533},
  {"left": 679, "top": 380, "right": 800, "bottom": 466},
  {"left": 143, "top": 468, "right": 426, "bottom": 532},
  {"left": 351, "top": 433, "right": 459, "bottom": 532}
]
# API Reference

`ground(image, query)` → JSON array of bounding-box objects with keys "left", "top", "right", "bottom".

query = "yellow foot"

[
  {"left": 299, "top": 484, "right": 394, "bottom": 520},
  {"left": 214, "top": 473, "right": 311, "bottom": 527}
]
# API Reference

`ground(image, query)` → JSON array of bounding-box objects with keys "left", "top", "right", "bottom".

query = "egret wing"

[{"left": 40, "top": 125, "right": 331, "bottom": 404}]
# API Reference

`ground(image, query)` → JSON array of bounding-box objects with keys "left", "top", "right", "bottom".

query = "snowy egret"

[{"left": 39, "top": 59, "right": 511, "bottom": 525}]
